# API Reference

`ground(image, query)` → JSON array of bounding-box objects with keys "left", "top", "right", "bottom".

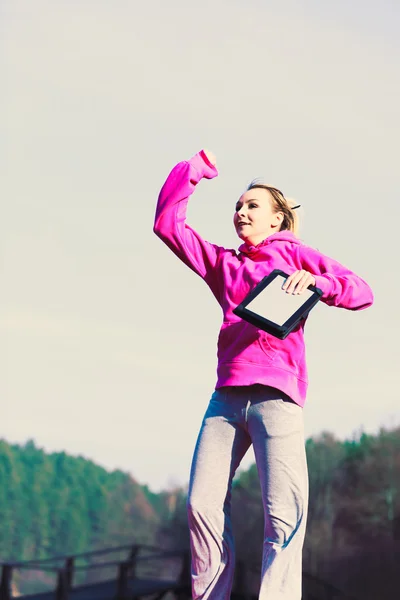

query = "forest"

[{"left": 0, "top": 427, "right": 399, "bottom": 599}]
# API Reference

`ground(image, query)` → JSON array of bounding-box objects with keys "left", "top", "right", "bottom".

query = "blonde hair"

[{"left": 247, "top": 181, "right": 299, "bottom": 235}]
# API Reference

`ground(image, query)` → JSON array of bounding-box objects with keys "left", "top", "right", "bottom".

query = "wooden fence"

[{"left": 0, "top": 544, "right": 360, "bottom": 600}]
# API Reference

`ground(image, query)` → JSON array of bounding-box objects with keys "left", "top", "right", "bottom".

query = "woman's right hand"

[{"left": 202, "top": 149, "right": 217, "bottom": 168}]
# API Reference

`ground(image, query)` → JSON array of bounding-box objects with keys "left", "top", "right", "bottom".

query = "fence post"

[
  {"left": 127, "top": 545, "right": 139, "bottom": 578},
  {"left": 178, "top": 550, "right": 191, "bottom": 585},
  {"left": 175, "top": 550, "right": 191, "bottom": 600},
  {"left": 0, "top": 565, "right": 12, "bottom": 600},
  {"left": 55, "top": 569, "right": 68, "bottom": 600},
  {"left": 65, "top": 557, "right": 74, "bottom": 591},
  {"left": 116, "top": 561, "right": 129, "bottom": 600}
]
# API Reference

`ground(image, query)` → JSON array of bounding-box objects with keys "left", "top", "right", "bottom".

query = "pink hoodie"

[{"left": 154, "top": 151, "right": 374, "bottom": 407}]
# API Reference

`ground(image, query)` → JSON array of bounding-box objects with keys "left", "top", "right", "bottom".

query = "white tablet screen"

[{"left": 246, "top": 274, "right": 314, "bottom": 326}]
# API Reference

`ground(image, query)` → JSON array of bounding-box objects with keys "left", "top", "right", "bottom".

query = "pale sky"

[{"left": 2, "top": 0, "right": 399, "bottom": 491}]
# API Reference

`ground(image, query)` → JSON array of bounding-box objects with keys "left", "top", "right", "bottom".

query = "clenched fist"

[{"left": 203, "top": 148, "right": 217, "bottom": 168}]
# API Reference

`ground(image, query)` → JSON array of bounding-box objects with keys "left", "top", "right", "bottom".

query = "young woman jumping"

[{"left": 154, "top": 149, "right": 373, "bottom": 599}]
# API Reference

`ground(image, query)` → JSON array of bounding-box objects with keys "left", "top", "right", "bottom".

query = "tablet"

[{"left": 233, "top": 269, "right": 322, "bottom": 339}]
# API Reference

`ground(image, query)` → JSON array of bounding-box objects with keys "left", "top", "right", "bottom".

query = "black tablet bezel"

[{"left": 233, "top": 269, "right": 322, "bottom": 339}]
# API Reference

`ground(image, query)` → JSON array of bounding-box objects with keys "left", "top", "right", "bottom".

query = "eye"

[
  {"left": 249, "top": 203, "right": 258, "bottom": 209},
  {"left": 235, "top": 204, "right": 241, "bottom": 212}
]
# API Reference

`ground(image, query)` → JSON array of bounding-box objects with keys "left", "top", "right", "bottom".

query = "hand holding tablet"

[
  {"left": 282, "top": 269, "right": 316, "bottom": 295},
  {"left": 233, "top": 269, "right": 322, "bottom": 340}
]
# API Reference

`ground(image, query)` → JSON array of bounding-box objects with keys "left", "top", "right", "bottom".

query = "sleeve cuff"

[
  {"left": 189, "top": 150, "right": 218, "bottom": 180},
  {"left": 314, "top": 274, "right": 333, "bottom": 299}
]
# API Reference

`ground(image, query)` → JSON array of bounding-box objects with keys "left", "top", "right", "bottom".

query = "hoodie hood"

[{"left": 238, "top": 230, "right": 302, "bottom": 256}]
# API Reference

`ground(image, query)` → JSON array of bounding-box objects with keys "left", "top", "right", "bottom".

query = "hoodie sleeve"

[
  {"left": 154, "top": 150, "right": 224, "bottom": 299},
  {"left": 297, "top": 244, "right": 374, "bottom": 310}
]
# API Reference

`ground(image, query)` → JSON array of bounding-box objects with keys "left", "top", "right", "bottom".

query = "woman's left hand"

[{"left": 282, "top": 270, "right": 316, "bottom": 294}]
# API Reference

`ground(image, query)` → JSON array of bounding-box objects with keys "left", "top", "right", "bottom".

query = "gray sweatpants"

[{"left": 187, "top": 385, "right": 308, "bottom": 600}]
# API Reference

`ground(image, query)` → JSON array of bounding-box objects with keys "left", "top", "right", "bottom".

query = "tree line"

[{"left": 0, "top": 428, "right": 399, "bottom": 598}]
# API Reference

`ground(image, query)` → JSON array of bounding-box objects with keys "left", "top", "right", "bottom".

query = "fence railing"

[
  {"left": 0, "top": 544, "right": 191, "bottom": 600},
  {"left": 0, "top": 544, "right": 361, "bottom": 600}
]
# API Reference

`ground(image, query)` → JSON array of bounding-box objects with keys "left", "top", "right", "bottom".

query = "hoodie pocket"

[
  {"left": 218, "top": 321, "right": 276, "bottom": 363},
  {"left": 259, "top": 329, "right": 304, "bottom": 374},
  {"left": 257, "top": 332, "right": 278, "bottom": 360}
]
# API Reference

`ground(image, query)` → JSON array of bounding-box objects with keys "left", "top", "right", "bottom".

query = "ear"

[{"left": 272, "top": 211, "right": 284, "bottom": 227}]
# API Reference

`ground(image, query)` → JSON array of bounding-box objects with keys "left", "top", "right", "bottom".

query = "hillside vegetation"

[{"left": 1, "top": 427, "right": 399, "bottom": 599}]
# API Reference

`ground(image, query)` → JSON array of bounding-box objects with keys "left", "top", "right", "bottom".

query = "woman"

[{"left": 154, "top": 149, "right": 373, "bottom": 599}]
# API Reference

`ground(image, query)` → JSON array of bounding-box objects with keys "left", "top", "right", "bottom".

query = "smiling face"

[{"left": 233, "top": 187, "right": 284, "bottom": 246}]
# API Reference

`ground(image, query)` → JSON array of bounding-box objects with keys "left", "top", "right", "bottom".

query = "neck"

[{"left": 242, "top": 230, "right": 279, "bottom": 246}]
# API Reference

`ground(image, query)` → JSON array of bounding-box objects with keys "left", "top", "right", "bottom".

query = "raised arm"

[
  {"left": 296, "top": 244, "right": 374, "bottom": 310},
  {"left": 154, "top": 150, "right": 224, "bottom": 299}
]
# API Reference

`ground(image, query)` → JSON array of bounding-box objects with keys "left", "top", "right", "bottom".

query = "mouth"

[{"left": 237, "top": 221, "right": 250, "bottom": 226}]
